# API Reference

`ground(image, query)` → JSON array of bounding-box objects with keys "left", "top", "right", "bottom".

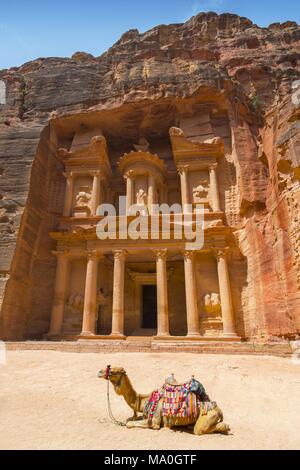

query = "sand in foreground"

[{"left": 0, "top": 350, "right": 299, "bottom": 450}]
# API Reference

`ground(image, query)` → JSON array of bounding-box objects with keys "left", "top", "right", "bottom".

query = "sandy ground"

[{"left": 0, "top": 350, "right": 300, "bottom": 450}]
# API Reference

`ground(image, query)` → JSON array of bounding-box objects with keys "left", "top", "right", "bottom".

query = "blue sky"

[{"left": 1, "top": 0, "right": 300, "bottom": 69}]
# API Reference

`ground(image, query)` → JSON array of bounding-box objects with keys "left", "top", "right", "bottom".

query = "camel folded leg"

[
  {"left": 214, "top": 422, "right": 231, "bottom": 434},
  {"left": 126, "top": 419, "right": 151, "bottom": 429},
  {"left": 126, "top": 412, "right": 139, "bottom": 423},
  {"left": 126, "top": 419, "right": 162, "bottom": 430},
  {"left": 127, "top": 400, "right": 163, "bottom": 430},
  {"left": 194, "top": 407, "right": 230, "bottom": 436}
]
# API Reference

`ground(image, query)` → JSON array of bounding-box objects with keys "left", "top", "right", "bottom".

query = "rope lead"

[{"left": 106, "top": 379, "right": 127, "bottom": 427}]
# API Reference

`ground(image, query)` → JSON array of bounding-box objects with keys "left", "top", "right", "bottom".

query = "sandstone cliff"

[{"left": 0, "top": 12, "right": 299, "bottom": 341}]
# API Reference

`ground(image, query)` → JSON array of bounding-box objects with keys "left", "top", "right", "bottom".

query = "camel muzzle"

[{"left": 97, "top": 365, "right": 112, "bottom": 380}]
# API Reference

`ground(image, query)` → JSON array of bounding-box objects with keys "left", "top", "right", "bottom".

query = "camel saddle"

[{"left": 144, "top": 377, "right": 216, "bottom": 424}]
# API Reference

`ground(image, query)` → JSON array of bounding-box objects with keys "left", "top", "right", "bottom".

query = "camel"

[{"left": 98, "top": 366, "right": 230, "bottom": 436}]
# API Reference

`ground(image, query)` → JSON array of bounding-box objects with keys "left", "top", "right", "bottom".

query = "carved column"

[
  {"left": 214, "top": 248, "right": 237, "bottom": 338},
  {"left": 111, "top": 250, "right": 127, "bottom": 337},
  {"left": 209, "top": 164, "right": 221, "bottom": 212},
  {"left": 178, "top": 166, "right": 190, "bottom": 211},
  {"left": 63, "top": 172, "right": 74, "bottom": 217},
  {"left": 91, "top": 171, "right": 102, "bottom": 216},
  {"left": 48, "top": 250, "right": 70, "bottom": 336},
  {"left": 81, "top": 250, "right": 99, "bottom": 336},
  {"left": 125, "top": 171, "right": 134, "bottom": 215},
  {"left": 154, "top": 249, "right": 170, "bottom": 337},
  {"left": 183, "top": 250, "right": 201, "bottom": 337},
  {"left": 148, "top": 174, "right": 156, "bottom": 214}
]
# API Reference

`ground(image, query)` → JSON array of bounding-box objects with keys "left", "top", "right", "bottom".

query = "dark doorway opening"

[{"left": 142, "top": 285, "right": 157, "bottom": 329}]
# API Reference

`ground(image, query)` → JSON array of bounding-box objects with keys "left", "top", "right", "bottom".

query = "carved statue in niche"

[
  {"left": 95, "top": 288, "right": 109, "bottom": 335},
  {"left": 136, "top": 189, "right": 148, "bottom": 206},
  {"left": 200, "top": 293, "right": 223, "bottom": 337},
  {"left": 97, "top": 288, "right": 108, "bottom": 307},
  {"left": 133, "top": 137, "right": 150, "bottom": 152},
  {"left": 63, "top": 293, "right": 85, "bottom": 334},
  {"left": 193, "top": 180, "right": 209, "bottom": 203},
  {"left": 76, "top": 188, "right": 91, "bottom": 207},
  {"left": 203, "top": 293, "right": 222, "bottom": 316},
  {"left": 66, "top": 293, "right": 84, "bottom": 314},
  {"left": 74, "top": 186, "right": 92, "bottom": 217}
]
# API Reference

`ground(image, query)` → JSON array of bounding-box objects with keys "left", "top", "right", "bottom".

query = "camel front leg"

[
  {"left": 126, "top": 411, "right": 138, "bottom": 423},
  {"left": 126, "top": 419, "right": 151, "bottom": 429},
  {"left": 126, "top": 400, "right": 163, "bottom": 431}
]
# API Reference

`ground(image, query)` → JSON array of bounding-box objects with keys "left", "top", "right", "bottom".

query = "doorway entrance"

[{"left": 142, "top": 285, "right": 157, "bottom": 329}]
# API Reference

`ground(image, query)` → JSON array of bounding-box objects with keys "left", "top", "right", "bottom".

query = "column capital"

[
  {"left": 90, "top": 170, "right": 102, "bottom": 178},
  {"left": 183, "top": 250, "right": 197, "bottom": 261},
  {"left": 63, "top": 171, "right": 74, "bottom": 180},
  {"left": 113, "top": 249, "right": 128, "bottom": 261},
  {"left": 86, "top": 249, "right": 99, "bottom": 261},
  {"left": 124, "top": 170, "right": 135, "bottom": 180},
  {"left": 212, "top": 247, "right": 230, "bottom": 260},
  {"left": 52, "top": 249, "right": 70, "bottom": 258},
  {"left": 209, "top": 163, "right": 218, "bottom": 171},
  {"left": 153, "top": 249, "right": 168, "bottom": 260},
  {"left": 177, "top": 165, "right": 189, "bottom": 176}
]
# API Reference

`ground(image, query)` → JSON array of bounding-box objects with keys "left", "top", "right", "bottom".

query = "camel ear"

[{"left": 121, "top": 368, "right": 126, "bottom": 375}]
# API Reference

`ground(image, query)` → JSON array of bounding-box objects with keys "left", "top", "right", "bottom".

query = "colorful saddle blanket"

[
  {"left": 143, "top": 381, "right": 217, "bottom": 425},
  {"left": 162, "top": 383, "right": 199, "bottom": 419}
]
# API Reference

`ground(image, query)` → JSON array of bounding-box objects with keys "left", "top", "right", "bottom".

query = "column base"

[
  {"left": 222, "top": 332, "right": 241, "bottom": 341},
  {"left": 80, "top": 331, "right": 96, "bottom": 337},
  {"left": 187, "top": 333, "right": 202, "bottom": 338},
  {"left": 110, "top": 334, "right": 126, "bottom": 340},
  {"left": 156, "top": 333, "right": 171, "bottom": 339},
  {"left": 46, "top": 332, "right": 62, "bottom": 341},
  {"left": 221, "top": 333, "right": 242, "bottom": 342},
  {"left": 77, "top": 334, "right": 126, "bottom": 341}
]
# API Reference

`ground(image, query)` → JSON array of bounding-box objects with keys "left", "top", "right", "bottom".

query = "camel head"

[{"left": 98, "top": 366, "right": 127, "bottom": 385}]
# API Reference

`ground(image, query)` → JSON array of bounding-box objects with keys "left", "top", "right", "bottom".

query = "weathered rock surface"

[{"left": 0, "top": 12, "right": 299, "bottom": 340}]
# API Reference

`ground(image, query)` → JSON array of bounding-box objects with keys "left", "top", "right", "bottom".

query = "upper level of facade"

[{"left": 55, "top": 124, "right": 228, "bottom": 243}]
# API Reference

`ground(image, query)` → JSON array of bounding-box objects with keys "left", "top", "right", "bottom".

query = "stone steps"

[{"left": 4, "top": 340, "right": 293, "bottom": 357}]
